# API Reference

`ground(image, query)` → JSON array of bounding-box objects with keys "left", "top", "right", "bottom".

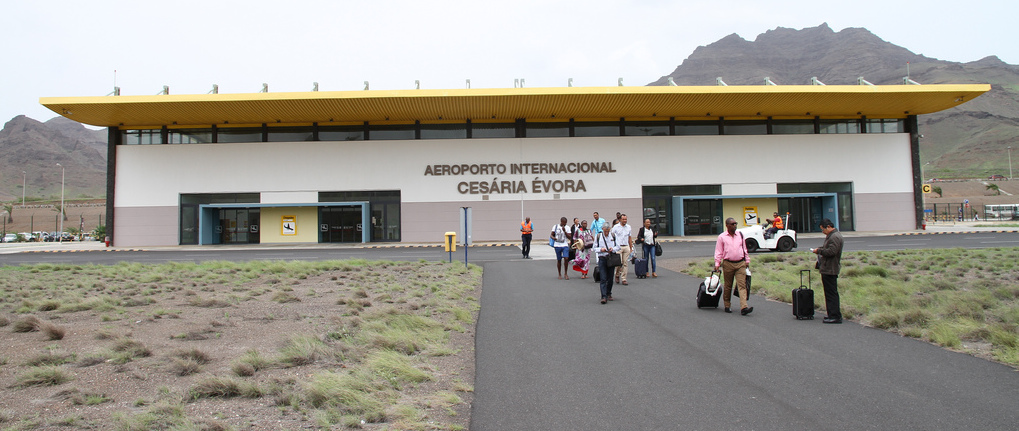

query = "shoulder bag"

[{"left": 601, "top": 233, "right": 622, "bottom": 267}]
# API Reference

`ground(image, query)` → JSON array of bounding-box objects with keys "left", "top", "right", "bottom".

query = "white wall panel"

[{"left": 116, "top": 133, "right": 911, "bottom": 208}]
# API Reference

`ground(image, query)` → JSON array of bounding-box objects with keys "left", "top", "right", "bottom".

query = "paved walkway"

[{"left": 471, "top": 228, "right": 1019, "bottom": 430}]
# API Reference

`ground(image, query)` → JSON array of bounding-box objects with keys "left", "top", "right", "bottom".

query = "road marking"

[{"left": 979, "top": 240, "right": 1019, "bottom": 244}]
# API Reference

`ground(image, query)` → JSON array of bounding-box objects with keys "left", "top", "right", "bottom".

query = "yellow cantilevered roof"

[{"left": 40, "top": 84, "right": 990, "bottom": 128}]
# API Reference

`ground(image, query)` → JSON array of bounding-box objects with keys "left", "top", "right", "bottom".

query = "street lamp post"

[
  {"left": 21, "top": 171, "right": 26, "bottom": 207},
  {"left": 1008, "top": 146, "right": 1013, "bottom": 180},
  {"left": 56, "top": 163, "right": 64, "bottom": 242}
]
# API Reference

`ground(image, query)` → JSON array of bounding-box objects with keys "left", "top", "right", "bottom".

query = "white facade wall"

[{"left": 113, "top": 133, "right": 914, "bottom": 246}]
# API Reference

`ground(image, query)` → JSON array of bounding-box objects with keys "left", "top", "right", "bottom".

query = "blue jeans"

[
  {"left": 598, "top": 256, "right": 614, "bottom": 298},
  {"left": 555, "top": 246, "right": 570, "bottom": 261},
  {"left": 642, "top": 243, "right": 657, "bottom": 273}
]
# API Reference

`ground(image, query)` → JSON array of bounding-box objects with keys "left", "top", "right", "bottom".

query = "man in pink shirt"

[{"left": 714, "top": 217, "right": 753, "bottom": 315}]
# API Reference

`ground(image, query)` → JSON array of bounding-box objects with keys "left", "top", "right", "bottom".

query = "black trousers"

[
  {"left": 598, "top": 257, "right": 614, "bottom": 299},
  {"left": 821, "top": 273, "right": 842, "bottom": 320},
  {"left": 521, "top": 234, "right": 532, "bottom": 257}
]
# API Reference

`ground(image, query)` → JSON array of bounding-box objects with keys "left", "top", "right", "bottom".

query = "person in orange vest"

[
  {"left": 520, "top": 217, "right": 533, "bottom": 259},
  {"left": 766, "top": 212, "right": 784, "bottom": 238}
]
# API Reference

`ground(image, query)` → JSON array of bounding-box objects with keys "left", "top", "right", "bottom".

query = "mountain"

[
  {"left": 650, "top": 23, "right": 1019, "bottom": 178},
  {"left": 0, "top": 115, "right": 107, "bottom": 202}
]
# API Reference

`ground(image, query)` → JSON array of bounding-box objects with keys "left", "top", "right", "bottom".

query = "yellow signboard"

[
  {"left": 922, "top": 184, "right": 932, "bottom": 194},
  {"left": 743, "top": 206, "right": 759, "bottom": 226},
  {"left": 281, "top": 216, "right": 297, "bottom": 236}
]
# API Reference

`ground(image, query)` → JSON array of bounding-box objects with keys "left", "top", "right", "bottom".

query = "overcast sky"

[{"left": 4, "top": 0, "right": 1016, "bottom": 128}]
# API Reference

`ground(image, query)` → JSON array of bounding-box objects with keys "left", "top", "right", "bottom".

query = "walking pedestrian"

[
  {"left": 551, "top": 217, "right": 573, "bottom": 280},
  {"left": 714, "top": 217, "right": 753, "bottom": 315},
  {"left": 595, "top": 222, "right": 619, "bottom": 303},
  {"left": 636, "top": 218, "right": 658, "bottom": 278},
  {"left": 611, "top": 214, "right": 633, "bottom": 285}
]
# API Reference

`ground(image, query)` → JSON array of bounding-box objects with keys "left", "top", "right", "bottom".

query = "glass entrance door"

[
  {"left": 781, "top": 198, "right": 823, "bottom": 233},
  {"left": 683, "top": 199, "right": 723, "bottom": 236},
  {"left": 320, "top": 206, "right": 362, "bottom": 243},
  {"left": 218, "top": 209, "right": 259, "bottom": 244}
]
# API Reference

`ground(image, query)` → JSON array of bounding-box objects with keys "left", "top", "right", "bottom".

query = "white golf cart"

[{"left": 738, "top": 214, "right": 796, "bottom": 252}]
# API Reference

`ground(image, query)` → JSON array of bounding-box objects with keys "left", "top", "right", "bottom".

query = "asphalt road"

[{"left": 471, "top": 258, "right": 1019, "bottom": 430}]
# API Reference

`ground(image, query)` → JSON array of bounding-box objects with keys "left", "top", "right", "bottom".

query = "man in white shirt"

[
  {"left": 551, "top": 217, "right": 573, "bottom": 280},
  {"left": 610, "top": 214, "right": 634, "bottom": 285}
]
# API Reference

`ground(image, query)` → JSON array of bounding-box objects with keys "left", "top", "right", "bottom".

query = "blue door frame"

[{"left": 198, "top": 202, "right": 369, "bottom": 245}]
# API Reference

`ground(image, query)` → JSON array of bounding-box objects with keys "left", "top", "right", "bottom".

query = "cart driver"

[{"left": 765, "top": 212, "right": 784, "bottom": 238}]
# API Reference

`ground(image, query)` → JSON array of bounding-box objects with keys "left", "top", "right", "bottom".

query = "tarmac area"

[{"left": 472, "top": 224, "right": 1019, "bottom": 430}]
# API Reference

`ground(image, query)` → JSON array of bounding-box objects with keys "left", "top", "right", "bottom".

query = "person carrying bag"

[{"left": 595, "top": 223, "right": 621, "bottom": 304}]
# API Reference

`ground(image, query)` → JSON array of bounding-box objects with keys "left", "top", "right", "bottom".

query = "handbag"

[
  {"left": 606, "top": 252, "right": 622, "bottom": 268},
  {"left": 655, "top": 242, "right": 663, "bottom": 257},
  {"left": 549, "top": 237, "right": 555, "bottom": 247}
]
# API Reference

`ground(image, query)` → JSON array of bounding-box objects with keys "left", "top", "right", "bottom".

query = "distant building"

[{"left": 42, "top": 84, "right": 988, "bottom": 246}]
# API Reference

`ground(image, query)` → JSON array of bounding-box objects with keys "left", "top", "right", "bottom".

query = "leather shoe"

[
  {"left": 724, "top": 307, "right": 732, "bottom": 313},
  {"left": 823, "top": 317, "right": 842, "bottom": 324},
  {"left": 740, "top": 306, "right": 754, "bottom": 315},
  {"left": 601, "top": 298, "right": 607, "bottom": 304},
  {"left": 607, "top": 295, "right": 614, "bottom": 301}
]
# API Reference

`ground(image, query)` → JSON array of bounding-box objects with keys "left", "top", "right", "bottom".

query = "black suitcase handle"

[{"left": 799, "top": 269, "right": 811, "bottom": 289}]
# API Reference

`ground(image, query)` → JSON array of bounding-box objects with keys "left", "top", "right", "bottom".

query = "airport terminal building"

[{"left": 41, "top": 84, "right": 988, "bottom": 247}]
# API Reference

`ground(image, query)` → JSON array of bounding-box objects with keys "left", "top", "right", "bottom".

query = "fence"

[{"left": 924, "top": 203, "right": 1018, "bottom": 223}]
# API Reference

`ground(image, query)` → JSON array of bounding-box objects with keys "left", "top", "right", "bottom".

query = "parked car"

[
  {"left": 18, "top": 232, "right": 34, "bottom": 242},
  {"left": 2, "top": 233, "right": 16, "bottom": 243},
  {"left": 990, "top": 174, "right": 1006, "bottom": 180}
]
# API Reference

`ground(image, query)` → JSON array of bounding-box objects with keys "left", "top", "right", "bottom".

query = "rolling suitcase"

[
  {"left": 594, "top": 264, "right": 602, "bottom": 282},
  {"left": 697, "top": 270, "right": 722, "bottom": 308},
  {"left": 634, "top": 258, "right": 649, "bottom": 279},
  {"left": 793, "top": 269, "right": 815, "bottom": 320}
]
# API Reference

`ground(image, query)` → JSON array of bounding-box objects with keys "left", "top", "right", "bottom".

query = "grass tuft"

[{"left": 13, "top": 366, "right": 72, "bottom": 387}]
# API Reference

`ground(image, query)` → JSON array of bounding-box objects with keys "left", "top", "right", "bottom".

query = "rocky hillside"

[
  {"left": 650, "top": 23, "right": 1019, "bottom": 179},
  {"left": 0, "top": 116, "right": 107, "bottom": 202}
]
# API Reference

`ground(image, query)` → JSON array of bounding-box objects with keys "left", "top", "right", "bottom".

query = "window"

[
  {"left": 771, "top": 120, "right": 814, "bottom": 135},
  {"left": 674, "top": 122, "right": 718, "bottom": 136},
  {"left": 122, "top": 129, "right": 161, "bottom": 145},
  {"left": 866, "top": 119, "right": 903, "bottom": 133},
  {"left": 471, "top": 122, "right": 516, "bottom": 138},
  {"left": 624, "top": 121, "right": 669, "bottom": 136},
  {"left": 724, "top": 121, "right": 767, "bottom": 135},
  {"left": 819, "top": 120, "right": 860, "bottom": 134},
  {"left": 168, "top": 129, "right": 212, "bottom": 144},
  {"left": 525, "top": 122, "right": 570, "bottom": 138},
  {"left": 217, "top": 127, "right": 263, "bottom": 143},
  {"left": 319, "top": 125, "right": 364, "bottom": 141},
  {"left": 267, "top": 127, "right": 314, "bottom": 142},
  {"left": 574, "top": 121, "right": 619, "bottom": 137},
  {"left": 421, "top": 124, "right": 467, "bottom": 140},
  {"left": 370, "top": 124, "right": 416, "bottom": 140}
]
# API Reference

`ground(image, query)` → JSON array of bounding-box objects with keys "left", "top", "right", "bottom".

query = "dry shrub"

[
  {"left": 12, "top": 316, "right": 41, "bottom": 333},
  {"left": 169, "top": 358, "right": 203, "bottom": 376},
  {"left": 41, "top": 323, "right": 66, "bottom": 340},
  {"left": 173, "top": 348, "right": 211, "bottom": 364}
]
